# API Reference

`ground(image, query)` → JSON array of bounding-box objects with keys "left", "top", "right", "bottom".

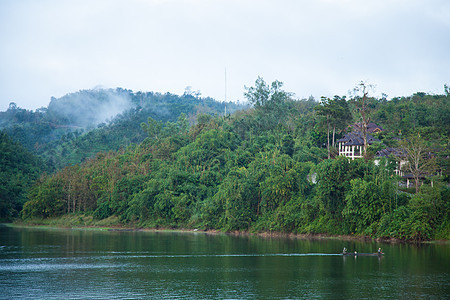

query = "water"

[{"left": 0, "top": 225, "right": 448, "bottom": 299}]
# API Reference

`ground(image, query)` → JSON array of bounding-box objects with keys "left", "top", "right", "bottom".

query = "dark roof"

[
  {"left": 351, "top": 122, "right": 384, "bottom": 133},
  {"left": 337, "top": 132, "right": 379, "bottom": 146},
  {"left": 376, "top": 147, "right": 406, "bottom": 158}
]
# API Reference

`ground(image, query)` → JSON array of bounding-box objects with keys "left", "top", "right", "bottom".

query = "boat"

[
  {"left": 341, "top": 247, "right": 384, "bottom": 256},
  {"left": 342, "top": 252, "right": 383, "bottom": 256}
]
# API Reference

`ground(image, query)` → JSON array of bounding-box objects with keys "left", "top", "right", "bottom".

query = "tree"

[
  {"left": 315, "top": 97, "right": 333, "bottom": 158},
  {"left": 244, "top": 76, "right": 291, "bottom": 108},
  {"left": 244, "top": 77, "right": 272, "bottom": 108},
  {"left": 0, "top": 131, "right": 41, "bottom": 221},
  {"left": 353, "top": 81, "right": 374, "bottom": 159},
  {"left": 330, "top": 96, "right": 351, "bottom": 147},
  {"left": 342, "top": 178, "right": 383, "bottom": 234},
  {"left": 399, "top": 134, "right": 437, "bottom": 193},
  {"left": 315, "top": 157, "right": 375, "bottom": 219},
  {"left": 243, "top": 76, "right": 292, "bottom": 132},
  {"left": 141, "top": 117, "right": 163, "bottom": 140},
  {"left": 315, "top": 96, "right": 351, "bottom": 159},
  {"left": 213, "top": 167, "right": 258, "bottom": 230}
]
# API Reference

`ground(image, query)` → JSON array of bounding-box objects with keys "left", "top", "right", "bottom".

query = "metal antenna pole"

[{"left": 225, "top": 67, "right": 227, "bottom": 102}]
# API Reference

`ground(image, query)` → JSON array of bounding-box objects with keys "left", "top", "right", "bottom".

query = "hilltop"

[{"left": 0, "top": 88, "right": 244, "bottom": 170}]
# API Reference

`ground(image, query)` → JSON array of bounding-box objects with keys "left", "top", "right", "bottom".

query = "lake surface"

[{"left": 0, "top": 225, "right": 448, "bottom": 299}]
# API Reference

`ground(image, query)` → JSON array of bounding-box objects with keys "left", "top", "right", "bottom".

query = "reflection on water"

[{"left": 0, "top": 225, "right": 448, "bottom": 299}]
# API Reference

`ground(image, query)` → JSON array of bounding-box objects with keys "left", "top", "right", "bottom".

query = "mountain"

[{"left": 1, "top": 88, "right": 244, "bottom": 170}]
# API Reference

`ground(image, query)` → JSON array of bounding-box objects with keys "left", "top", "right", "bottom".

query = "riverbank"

[{"left": 10, "top": 215, "right": 449, "bottom": 245}]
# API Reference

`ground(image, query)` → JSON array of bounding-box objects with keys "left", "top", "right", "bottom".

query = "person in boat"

[
  {"left": 377, "top": 248, "right": 383, "bottom": 254},
  {"left": 343, "top": 247, "right": 347, "bottom": 254}
]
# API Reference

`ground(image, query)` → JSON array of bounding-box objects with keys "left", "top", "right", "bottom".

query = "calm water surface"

[{"left": 0, "top": 225, "right": 448, "bottom": 299}]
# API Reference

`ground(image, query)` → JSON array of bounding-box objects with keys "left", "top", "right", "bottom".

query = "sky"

[{"left": 1, "top": 0, "right": 449, "bottom": 111}]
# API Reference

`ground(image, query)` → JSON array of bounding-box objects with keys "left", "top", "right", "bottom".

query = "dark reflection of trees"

[{"left": 5, "top": 226, "right": 449, "bottom": 299}]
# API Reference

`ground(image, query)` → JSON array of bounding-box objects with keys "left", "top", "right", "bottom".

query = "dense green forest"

[
  {"left": 0, "top": 88, "right": 242, "bottom": 170},
  {"left": 2, "top": 79, "right": 449, "bottom": 240},
  {"left": 0, "top": 132, "right": 42, "bottom": 221}
]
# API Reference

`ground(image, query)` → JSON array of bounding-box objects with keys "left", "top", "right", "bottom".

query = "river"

[{"left": 0, "top": 225, "right": 448, "bottom": 299}]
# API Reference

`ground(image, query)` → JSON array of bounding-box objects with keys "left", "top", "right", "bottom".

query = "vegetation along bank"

[{"left": 1, "top": 79, "right": 449, "bottom": 241}]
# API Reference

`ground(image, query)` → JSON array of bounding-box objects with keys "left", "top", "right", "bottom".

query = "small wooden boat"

[
  {"left": 341, "top": 248, "right": 384, "bottom": 256},
  {"left": 342, "top": 252, "right": 383, "bottom": 256}
]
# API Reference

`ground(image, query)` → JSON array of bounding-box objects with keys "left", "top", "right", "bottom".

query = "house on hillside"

[
  {"left": 375, "top": 147, "right": 406, "bottom": 176},
  {"left": 376, "top": 147, "right": 439, "bottom": 189},
  {"left": 337, "top": 131, "right": 380, "bottom": 160},
  {"left": 337, "top": 122, "right": 383, "bottom": 160}
]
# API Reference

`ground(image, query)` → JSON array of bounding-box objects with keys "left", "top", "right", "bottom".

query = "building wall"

[{"left": 338, "top": 143, "right": 363, "bottom": 160}]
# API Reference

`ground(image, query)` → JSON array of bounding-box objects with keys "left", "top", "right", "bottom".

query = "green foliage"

[
  {"left": 1, "top": 89, "right": 242, "bottom": 170},
  {"left": 399, "top": 133, "right": 438, "bottom": 193},
  {"left": 22, "top": 175, "right": 66, "bottom": 219},
  {"left": 342, "top": 179, "right": 384, "bottom": 235},
  {"left": 126, "top": 179, "right": 161, "bottom": 222},
  {"left": 11, "top": 79, "right": 449, "bottom": 240},
  {"left": 376, "top": 183, "right": 450, "bottom": 241},
  {"left": 0, "top": 131, "right": 42, "bottom": 221},
  {"left": 281, "top": 134, "right": 294, "bottom": 157},
  {"left": 314, "top": 157, "right": 374, "bottom": 218},
  {"left": 253, "top": 198, "right": 303, "bottom": 233},
  {"left": 314, "top": 96, "right": 351, "bottom": 158},
  {"left": 213, "top": 167, "right": 258, "bottom": 231},
  {"left": 243, "top": 77, "right": 294, "bottom": 133}
]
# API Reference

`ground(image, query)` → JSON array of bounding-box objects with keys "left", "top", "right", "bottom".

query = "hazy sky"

[{"left": 1, "top": 0, "right": 449, "bottom": 111}]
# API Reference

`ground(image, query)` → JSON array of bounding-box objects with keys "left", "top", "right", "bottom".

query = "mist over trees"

[
  {"left": 0, "top": 88, "right": 242, "bottom": 170},
  {"left": 2, "top": 79, "right": 449, "bottom": 241},
  {"left": 46, "top": 89, "right": 134, "bottom": 128}
]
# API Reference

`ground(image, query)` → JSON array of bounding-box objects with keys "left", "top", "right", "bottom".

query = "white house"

[
  {"left": 375, "top": 147, "right": 406, "bottom": 176},
  {"left": 337, "top": 132, "right": 379, "bottom": 160}
]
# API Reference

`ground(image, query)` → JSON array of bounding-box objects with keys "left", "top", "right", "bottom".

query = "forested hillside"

[
  {"left": 17, "top": 78, "right": 449, "bottom": 241},
  {"left": 0, "top": 132, "right": 41, "bottom": 221},
  {"left": 1, "top": 88, "right": 242, "bottom": 170}
]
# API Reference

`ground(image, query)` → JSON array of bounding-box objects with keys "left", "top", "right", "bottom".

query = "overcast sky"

[{"left": 1, "top": 0, "right": 449, "bottom": 111}]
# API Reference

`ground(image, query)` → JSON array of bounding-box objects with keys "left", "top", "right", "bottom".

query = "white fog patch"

[
  {"left": 47, "top": 89, "right": 134, "bottom": 128},
  {"left": 94, "top": 92, "right": 133, "bottom": 124}
]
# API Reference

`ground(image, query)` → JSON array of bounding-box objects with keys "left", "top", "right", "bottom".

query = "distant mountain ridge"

[{"left": 0, "top": 88, "right": 244, "bottom": 170}]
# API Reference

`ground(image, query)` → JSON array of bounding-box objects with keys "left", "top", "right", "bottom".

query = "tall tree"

[
  {"left": 399, "top": 134, "right": 437, "bottom": 193},
  {"left": 315, "top": 96, "right": 351, "bottom": 159},
  {"left": 353, "top": 81, "right": 374, "bottom": 159},
  {"left": 315, "top": 97, "right": 333, "bottom": 159},
  {"left": 244, "top": 76, "right": 292, "bottom": 132},
  {"left": 330, "top": 96, "right": 351, "bottom": 147},
  {"left": 244, "top": 76, "right": 273, "bottom": 108}
]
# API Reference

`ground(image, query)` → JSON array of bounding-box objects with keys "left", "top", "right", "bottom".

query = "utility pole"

[{"left": 225, "top": 67, "right": 227, "bottom": 102}]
